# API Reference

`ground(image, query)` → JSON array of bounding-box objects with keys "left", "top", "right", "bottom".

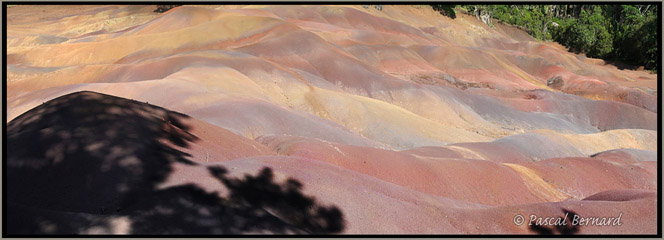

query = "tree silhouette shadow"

[
  {"left": 5, "top": 91, "right": 345, "bottom": 235},
  {"left": 528, "top": 208, "right": 581, "bottom": 235}
]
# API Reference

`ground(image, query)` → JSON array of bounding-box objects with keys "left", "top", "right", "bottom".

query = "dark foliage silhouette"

[
  {"left": 5, "top": 91, "right": 344, "bottom": 235},
  {"left": 208, "top": 167, "right": 345, "bottom": 233},
  {"left": 529, "top": 208, "right": 581, "bottom": 235},
  {"left": 154, "top": 5, "right": 182, "bottom": 13},
  {"left": 7, "top": 91, "right": 197, "bottom": 215}
]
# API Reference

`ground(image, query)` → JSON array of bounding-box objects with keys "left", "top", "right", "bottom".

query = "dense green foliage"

[
  {"left": 456, "top": 5, "right": 658, "bottom": 72},
  {"left": 431, "top": 4, "right": 457, "bottom": 19}
]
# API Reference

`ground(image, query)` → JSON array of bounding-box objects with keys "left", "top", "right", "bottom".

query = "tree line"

[{"left": 432, "top": 5, "right": 658, "bottom": 72}]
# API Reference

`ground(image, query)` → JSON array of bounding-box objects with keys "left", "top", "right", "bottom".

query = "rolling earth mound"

[{"left": 5, "top": 5, "right": 659, "bottom": 235}]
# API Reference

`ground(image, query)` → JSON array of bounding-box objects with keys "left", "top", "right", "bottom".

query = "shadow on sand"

[{"left": 6, "top": 91, "right": 344, "bottom": 235}]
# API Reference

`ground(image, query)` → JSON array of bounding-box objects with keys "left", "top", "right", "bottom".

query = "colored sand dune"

[{"left": 5, "top": 5, "right": 658, "bottom": 234}]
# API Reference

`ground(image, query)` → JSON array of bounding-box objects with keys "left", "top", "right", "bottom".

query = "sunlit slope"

[{"left": 6, "top": 5, "right": 658, "bottom": 234}]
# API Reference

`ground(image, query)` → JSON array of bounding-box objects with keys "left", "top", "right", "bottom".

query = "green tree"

[
  {"left": 431, "top": 5, "right": 457, "bottom": 19},
  {"left": 574, "top": 6, "right": 613, "bottom": 58},
  {"left": 456, "top": 4, "right": 657, "bottom": 72}
]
